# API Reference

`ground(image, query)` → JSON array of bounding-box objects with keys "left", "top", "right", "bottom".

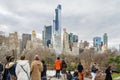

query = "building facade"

[
  {"left": 93, "top": 37, "right": 102, "bottom": 51},
  {"left": 0, "top": 33, "right": 5, "bottom": 46},
  {"left": 43, "top": 25, "right": 52, "bottom": 47},
  {"left": 22, "top": 33, "right": 31, "bottom": 51},
  {"left": 103, "top": 33, "right": 108, "bottom": 48},
  {"left": 62, "top": 29, "right": 70, "bottom": 54}
]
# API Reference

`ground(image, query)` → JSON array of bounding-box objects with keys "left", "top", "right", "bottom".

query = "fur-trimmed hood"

[
  {"left": 16, "top": 60, "right": 29, "bottom": 66},
  {"left": 5, "top": 62, "right": 15, "bottom": 69}
]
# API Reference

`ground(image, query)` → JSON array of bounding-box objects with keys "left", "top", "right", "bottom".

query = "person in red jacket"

[{"left": 54, "top": 57, "right": 61, "bottom": 79}]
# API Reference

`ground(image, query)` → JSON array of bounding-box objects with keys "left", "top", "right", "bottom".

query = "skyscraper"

[
  {"left": 73, "top": 35, "right": 78, "bottom": 42},
  {"left": 93, "top": 37, "right": 102, "bottom": 51},
  {"left": 55, "top": 5, "right": 61, "bottom": 31},
  {"left": 68, "top": 33, "right": 73, "bottom": 51},
  {"left": 31, "top": 30, "right": 36, "bottom": 42},
  {"left": 43, "top": 25, "right": 52, "bottom": 47},
  {"left": 63, "top": 28, "right": 70, "bottom": 54},
  {"left": 103, "top": 33, "right": 108, "bottom": 48},
  {"left": 53, "top": 4, "right": 62, "bottom": 54},
  {"left": 69, "top": 33, "right": 73, "bottom": 42},
  {"left": 9, "top": 32, "right": 19, "bottom": 50},
  {"left": 22, "top": 34, "right": 31, "bottom": 51}
]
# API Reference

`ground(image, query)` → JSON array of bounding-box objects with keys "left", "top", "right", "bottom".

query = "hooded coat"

[
  {"left": 30, "top": 60, "right": 43, "bottom": 80},
  {"left": 54, "top": 60, "right": 61, "bottom": 70},
  {"left": 61, "top": 61, "right": 67, "bottom": 74},
  {"left": 3, "top": 62, "right": 16, "bottom": 80},
  {"left": 105, "top": 68, "right": 112, "bottom": 80},
  {"left": 15, "top": 60, "right": 30, "bottom": 80}
]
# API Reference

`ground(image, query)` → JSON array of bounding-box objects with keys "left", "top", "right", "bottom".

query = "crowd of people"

[
  {"left": 0, "top": 55, "right": 44, "bottom": 80},
  {"left": 0, "top": 55, "right": 119, "bottom": 80},
  {"left": 53, "top": 57, "right": 117, "bottom": 80}
]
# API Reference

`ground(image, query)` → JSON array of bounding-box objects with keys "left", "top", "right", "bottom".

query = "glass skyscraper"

[
  {"left": 103, "top": 33, "right": 108, "bottom": 47},
  {"left": 73, "top": 35, "right": 78, "bottom": 42},
  {"left": 53, "top": 4, "right": 62, "bottom": 54},
  {"left": 55, "top": 5, "right": 61, "bottom": 31},
  {"left": 93, "top": 37, "right": 102, "bottom": 51},
  {"left": 43, "top": 25, "right": 52, "bottom": 47}
]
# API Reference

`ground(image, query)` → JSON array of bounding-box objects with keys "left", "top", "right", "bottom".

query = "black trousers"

[{"left": 55, "top": 70, "right": 60, "bottom": 79}]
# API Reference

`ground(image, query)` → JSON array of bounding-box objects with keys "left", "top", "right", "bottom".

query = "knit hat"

[{"left": 34, "top": 55, "right": 39, "bottom": 60}]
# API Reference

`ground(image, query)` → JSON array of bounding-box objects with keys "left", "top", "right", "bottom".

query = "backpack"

[{"left": 9, "top": 63, "right": 17, "bottom": 80}]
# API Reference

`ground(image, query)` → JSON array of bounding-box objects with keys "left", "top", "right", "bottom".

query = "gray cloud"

[{"left": 0, "top": 0, "right": 120, "bottom": 48}]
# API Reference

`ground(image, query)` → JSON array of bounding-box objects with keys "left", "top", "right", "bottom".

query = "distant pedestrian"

[
  {"left": 54, "top": 57, "right": 61, "bottom": 79},
  {"left": 105, "top": 66, "right": 112, "bottom": 80},
  {"left": 91, "top": 63, "right": 98, "bottom": 80},
  {"left": 67, "top": 70, "right": 73, "bottom": 80},
  {"left": 61, "top": 60, "right": 67, "bottom": 80},
  {"left": 41, "top": 60, "right": 47, "bottom": 80},
  {"left": 16, "top": 55, "right": 30, "bottom": 80},
  {"left": 31, "top": 55, "right": 43, "bottom": 80},
  {"left": 0, "top": 61, "right": 3, "bottom": 80},
  {"left": 77, "top": 62, "right": 84, "bottom": 80},
  {"left": 73, "top": 70, "right": 79, "bottom": 80}
]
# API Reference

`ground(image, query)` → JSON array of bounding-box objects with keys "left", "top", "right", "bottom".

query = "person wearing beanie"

[{"left": 31, "top": 55, "right": 43, "bottom": 80}]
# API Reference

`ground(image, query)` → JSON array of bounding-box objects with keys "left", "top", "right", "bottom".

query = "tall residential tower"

[
  {"left": 53, "top": 4, "right": 62, "bottom": 54},
  {"left": 103, "top": 33, "right": 108, "bottom": 48},
  {"left": 93, "top": 37, "right": 102, "bottom": 51},
  {"left": 43, "top": 25, "right": 52, "bottom": 47}
]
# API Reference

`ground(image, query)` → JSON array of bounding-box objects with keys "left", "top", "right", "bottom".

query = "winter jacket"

[
  {"left": 3, "top": 62, "right": 16, "bottom": 80},
  {"left": 105, "top": 68, "right": 112, "bottom": 80},
  {"left": 67, "top": 72, "right": 73, "bottom": 80},
  {"left": 16, "top": 60, "right": 30, "bottom": 80},
  {"left": 77, "top": 64, "right": 83, "bottom": 73},
  {"left": 91, "top": 65, "right": 98, "bottom": 73},
  {"left": 31, "top": 60, "right": 43, "bottom": 80},
  {"left": 41, "top": 62, "right": 47, "bottom": 80},
  {"left": 54, "top": 60, "right": 61, "bottom": 70},
  {"left": 61, "top": 62, "right": 67, "bottom": 74}
]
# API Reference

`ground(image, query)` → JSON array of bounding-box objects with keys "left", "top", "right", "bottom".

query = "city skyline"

[{"left": 0, "top": 0, "right": 120, "bottom": 48}]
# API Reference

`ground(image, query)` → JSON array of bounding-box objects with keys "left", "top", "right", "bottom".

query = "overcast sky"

[{"left": 0, "top": 0, "right": 120, "bottom": 48}]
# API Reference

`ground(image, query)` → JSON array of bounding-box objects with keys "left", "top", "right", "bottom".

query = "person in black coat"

[
  {"left": 61, "top": 60, "right": 67, "bottom": 80},
  {"left": 67, "top": 70, "right": 73, "bottom": 80},
  {"left": 73, "top": 70, "right": 79, "bottom": 80},
  {"left": 105, "top": 66, "right": 112, "bottom": 80},
  {"left": 41, "top": 60, "right": 47, "bottom": 80},
  {"left": 77, "top": 62, "right": 84, "bottom": 80}
]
